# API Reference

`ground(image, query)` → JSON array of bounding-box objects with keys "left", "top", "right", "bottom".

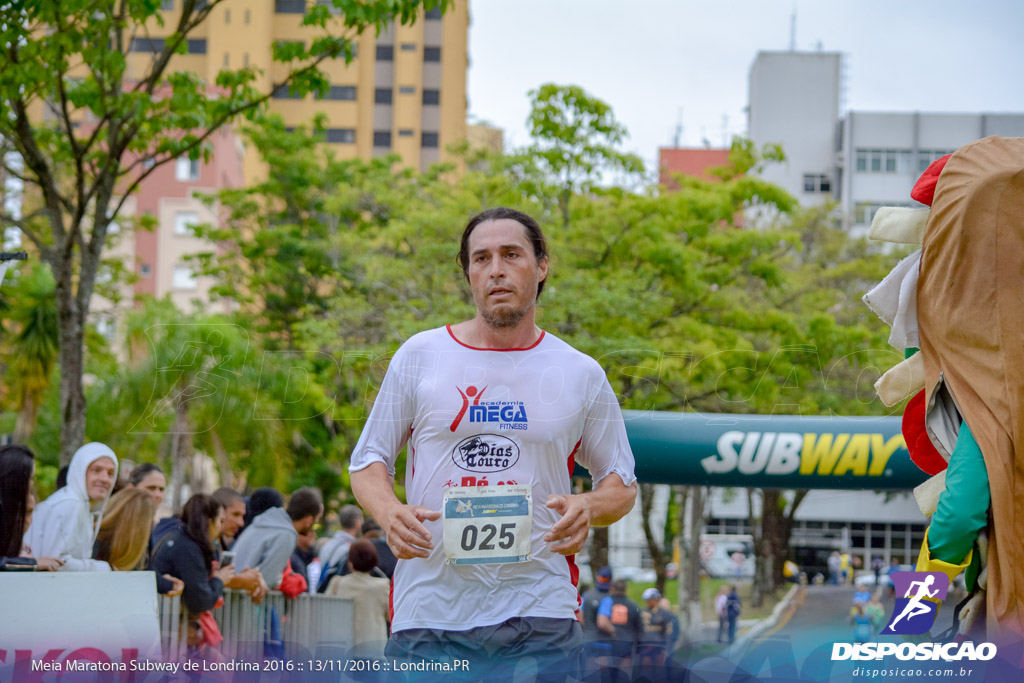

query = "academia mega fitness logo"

[
  {"left": 832, "top": 571, "right": 997, "bottom": 662},
  {"left": 449, "top": 385, "right": 528, "bottom": 432}
]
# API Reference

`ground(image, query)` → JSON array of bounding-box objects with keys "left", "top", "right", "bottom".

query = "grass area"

[{"left": 626, "top": 577, "right": 787, "bottom": 622}]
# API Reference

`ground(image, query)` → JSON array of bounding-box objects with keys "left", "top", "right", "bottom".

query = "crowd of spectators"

[{"left": 0, "top": 442, "right": 401, "bottom": 658}]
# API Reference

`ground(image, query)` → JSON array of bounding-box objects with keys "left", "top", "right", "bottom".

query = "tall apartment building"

[
  {"left": 747, "top": 50, "right": 1024, "bottom": 235},
  {"left": 89, "top": 125, "right": 246, "bottom": 344},
  {"left": 128, "top": 1, "right": 469, "bottom": 178}
]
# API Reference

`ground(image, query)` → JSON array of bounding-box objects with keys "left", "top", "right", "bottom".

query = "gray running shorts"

[{"left": 386, "top": 616, "right": 582, "bottom": 682}]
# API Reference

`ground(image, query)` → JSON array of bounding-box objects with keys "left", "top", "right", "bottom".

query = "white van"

[{"left": 700, "top": 534, "right": 755, "bottom": 579}]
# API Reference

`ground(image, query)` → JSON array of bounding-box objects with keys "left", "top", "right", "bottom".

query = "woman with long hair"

[
  {"left": 150, "top": 493, "right": 234, "bottom": 613},
  {"left": 93, "top": 488, "right": 154, "bottom": 571},
  {"left": 0, "top": 445, "right": 61, "bottom": 571}
]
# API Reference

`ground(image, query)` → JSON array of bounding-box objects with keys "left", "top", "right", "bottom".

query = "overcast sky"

[{"left": 466, "top": 0, "right": 1024, "bottom": 171}]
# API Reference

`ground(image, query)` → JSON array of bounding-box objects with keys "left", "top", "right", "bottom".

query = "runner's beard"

[{"left": 481, "top": 300, "right": 533, "bottom": 329}]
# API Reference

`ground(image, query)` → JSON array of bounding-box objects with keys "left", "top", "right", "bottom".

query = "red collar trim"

[{"left": 445, "top": 324, "right": 546, "bottom": 351}]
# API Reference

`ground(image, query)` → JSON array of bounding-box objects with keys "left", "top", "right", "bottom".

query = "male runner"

[{"left": 350, "top": 207, "right": 638, "bottom": 676}]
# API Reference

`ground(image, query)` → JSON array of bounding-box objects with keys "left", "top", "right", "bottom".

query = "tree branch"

[{"left": 0, "top": 209, "right": 53, "bottom": 260}]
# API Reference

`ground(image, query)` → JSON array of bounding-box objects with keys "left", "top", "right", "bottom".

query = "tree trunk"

[
  {"left": 12, "top": 389, "right": 40, "bottom": 444},
  {"left": 640, "top": 483, "right": 668, "bottom": 595},
  {"left": 769, "top": 489, "right": 808, "bottom": 590},
  {"left": 168, "top": 392, "right": 192, "bottom": 511},
  {"left": 748, "top": 488, "right": 770, "bottom": 608},
  {"left": 678, "top": 485, "right": 705, "bottom": 640},
  {"left": 559, "top": 188, "right": 571, "bottom": 230},
  {"left": 675, "top": 486, "right": 689, "bottom": 637},
  {"left": 54, "top": 263, "right": 86, "bottom": 467}
]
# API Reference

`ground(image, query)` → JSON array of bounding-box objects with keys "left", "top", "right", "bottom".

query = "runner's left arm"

[{"left": 546, "top": 366, "right": 638, "bottom": 555}]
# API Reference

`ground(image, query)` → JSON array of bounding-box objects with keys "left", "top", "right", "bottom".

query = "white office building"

[{"left": 748, "top": 50, "right": 1024, "bottom": 236}]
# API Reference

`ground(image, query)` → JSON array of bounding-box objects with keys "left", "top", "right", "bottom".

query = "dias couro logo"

[{"left": 452, "top": 434, "right": 520, "bottom": 473}]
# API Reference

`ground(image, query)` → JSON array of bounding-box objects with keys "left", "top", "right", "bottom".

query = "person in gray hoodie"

[
  {"left": 231, "top": 487, "right": 322, "bottom": 588},
  {"left": 25, "top": 443, "right": 118, "bottom": 571}
]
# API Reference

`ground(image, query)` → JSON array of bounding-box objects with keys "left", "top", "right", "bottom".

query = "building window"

[
  {"left": 174, "top": 211, "right": 199, "bottom": 236},
  {"left": 160, "top": 0, "right": 173, "bottom": 9},
  {"left": 320, "top": 85, "right": 356, "bottom": 101},
  {"left": 400, "top": 43, "right": 416, "bottom": 51},
  {"left": 275, "top": 0, "right": 306, "bottom": 13},
  {"left": 422, "top": 89, "right": 440, "bottom": 105},
  {"left": 373, "top": 131, "right": 392, "bottom": 148},
  {"left": 223, "top": 53, "right": 229, "bottom": 67},
  {"left": 376, "top": 44, "right": 394, "bottom": 61},
  {"left": 173, "top": 265, "right": 197, "bottom": 290},
  {"left": 225, "top": 9, "right": 230, "bottom": 22},
  {"left": 187, "top": 39, "right": 206, "bottom": 54},
  {"left": 243, "top": 53, "right": 249, "bottom": 66},
  {"left": 424, "top": 46, "right": 441, "bottom": 62},
  {"left": 399, "top": 85, "right": 415, "bottom": 95},
  {"left": 374, "top": 88, "right": 392, "bottom": 104},
  {"left": 140, "top": 264, "right": 152, "bottom": 277},
  {"left": 244, "top": 9, "right": 250, "bottom": 23},
  {"left": 272, "top": 85, "right": 302, "bottom": 99},
  {"left": 425, "top": 7, "right": 442, "bottom": 19},
  {"left": 142, "top": 157, "right": 156, "bottom": 170},
  {"left": 398, "top": 129, "right": 414, "bottom": 137},
  {"left": 421, "top": 132, "right": 439, "bottom": 148},
  {"left": 855, "top": 149, "right": 913, "bottom": 175},
  {"left": 802, "top": 174, "right": 831, "bottom": 193},
  {"left": 175, "top": 157, "right": 200, "bottom": 181},
  {"left": 326, "top": 128, "right": 356, "bottom": 144},
  {"left": 130, "top": 37, "right": 165, "bottom": 53}
]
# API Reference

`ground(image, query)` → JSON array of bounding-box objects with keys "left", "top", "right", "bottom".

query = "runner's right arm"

[
  {"left": 349, "top": 347, "right": 439, "bottom": 559},
  {"left": 351, "top": 462, "right": 439, "bottom": 560}
]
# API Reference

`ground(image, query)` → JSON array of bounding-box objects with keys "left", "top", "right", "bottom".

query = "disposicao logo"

[
  {"left": 831, "top": 571, "right": 997, "bottom": 663},
  {"left": 883, "top": 571, "right": 948, "bottom": 635}
]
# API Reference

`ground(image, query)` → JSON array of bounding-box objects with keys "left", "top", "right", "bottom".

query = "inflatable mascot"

[{"left": 865, "top": 135, "right": 1024, "bottom": 644}]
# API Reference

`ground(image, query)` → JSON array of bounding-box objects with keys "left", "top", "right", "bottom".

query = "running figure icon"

[{"left": 889, "top": 575, "right": 939, "bottom": 629}]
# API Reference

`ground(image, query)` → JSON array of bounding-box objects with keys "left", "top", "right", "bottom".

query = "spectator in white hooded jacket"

[{"left": 25, "top": 443, "right": 118, "bottom": 571}]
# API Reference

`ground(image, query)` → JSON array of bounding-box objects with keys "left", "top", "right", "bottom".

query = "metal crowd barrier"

[{"left": 158, "top": 589, "right": 354, "bottom": 660}]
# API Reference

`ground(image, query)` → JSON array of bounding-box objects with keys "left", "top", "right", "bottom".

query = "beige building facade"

[{"left": 129, "top": 1, "right": 469, "bottom": 178}]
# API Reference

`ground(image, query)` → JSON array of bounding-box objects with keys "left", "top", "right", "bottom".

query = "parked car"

[{"left": 700, "top": 534, "right": 755, "bottom": 579}]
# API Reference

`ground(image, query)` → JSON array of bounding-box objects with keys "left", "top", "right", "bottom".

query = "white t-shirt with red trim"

[{"left": 349, "top": 325, "right": 637, "bottom": 632}]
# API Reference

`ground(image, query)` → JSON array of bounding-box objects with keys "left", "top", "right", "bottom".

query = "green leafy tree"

[
  {"left": 0, "top": 0, "right": 445, "bottom": 465},
  {"left": 1, "top": 264, "right": 59, "bottom": 443},
  {"left": 86, "top": 297, "right": 295, "bottom": 508},
  {"left": 525, "top": 83, "right": 644, "bottom": 228}
]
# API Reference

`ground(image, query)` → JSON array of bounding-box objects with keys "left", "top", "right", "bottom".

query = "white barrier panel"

[{"left": 0, "top": 572, "right": 162, "bottom": 662}]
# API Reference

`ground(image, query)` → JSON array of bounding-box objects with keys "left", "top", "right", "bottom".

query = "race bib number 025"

[{"left": 443, "top": 485, "right": 532, "bottom": 566}]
